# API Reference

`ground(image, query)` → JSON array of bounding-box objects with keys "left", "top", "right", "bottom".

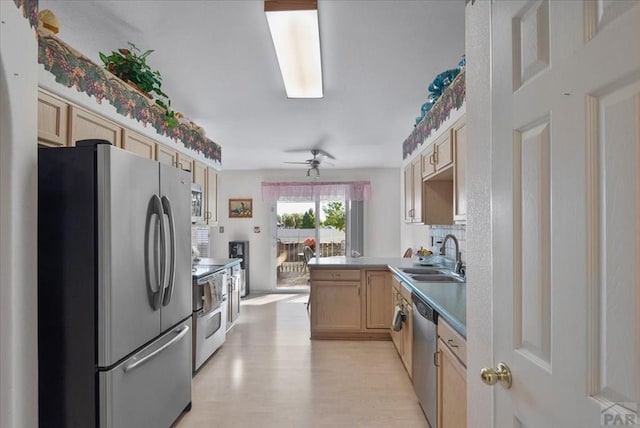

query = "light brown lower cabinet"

[
  {"left": 364, "top": 270, "right": 391, "bottom": 330},
  {"left": 437, "top": 319, "right": 467, "bottom": 428},
  {"left": 309, "top": 268, "right": 390, "bottom": 340},
  {"left": 400, "top": 300, "right": 413, "bottom": 377},
  {"left": 390, "top": 276, "right": 413, "bottom": 379},
  {"left": 311, "top": 280, "right": 362, "bottom": 333}
]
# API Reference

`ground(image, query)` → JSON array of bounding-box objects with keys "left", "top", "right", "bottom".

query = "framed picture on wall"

[{"left": 229, "top": 198, "right": 252, "bottom": 218}]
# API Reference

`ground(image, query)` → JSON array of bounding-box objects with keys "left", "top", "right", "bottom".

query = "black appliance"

[{"left": 229, "top": 240, "right": 249, "bottom": 296}]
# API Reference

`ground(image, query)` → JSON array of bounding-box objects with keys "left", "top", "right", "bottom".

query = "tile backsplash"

[{"left": 429, "top": 224, "right": 466, "bottom": 262}]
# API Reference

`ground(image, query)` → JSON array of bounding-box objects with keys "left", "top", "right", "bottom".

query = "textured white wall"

[
  {"left": 0, "top": 3, "right": 39, "bottom": 427},
  {"left": 465, "top": 1, "right": 493, "bottom": 425},
  {"left": 209, "top": 168, "right": 401, "bottom": 292}
]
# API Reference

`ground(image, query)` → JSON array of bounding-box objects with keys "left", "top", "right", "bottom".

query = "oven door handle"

[{"left": 200, "top": 306, "right": 221, "bottom": 321}]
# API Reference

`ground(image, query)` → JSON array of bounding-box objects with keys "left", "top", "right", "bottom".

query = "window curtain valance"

[{"left": 261, "top": 181, "right": 371, "bottom": 202}]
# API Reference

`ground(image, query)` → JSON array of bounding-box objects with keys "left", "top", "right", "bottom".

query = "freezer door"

[
  {"left": 99, "top": 319, "right": 192, "bottom": 428},
  {"left": 159, "top": 163, "right": 192, "bottom": 331},
  {"left": 97, "top": 145, "right": 161, "bottom": 366}
]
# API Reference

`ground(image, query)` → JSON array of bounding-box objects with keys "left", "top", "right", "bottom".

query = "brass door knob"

[{"left": 480, "top": 362, "right": 512, "bottom": 389}]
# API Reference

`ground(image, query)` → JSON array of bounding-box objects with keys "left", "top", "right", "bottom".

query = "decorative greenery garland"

[
  {"left": 402, "top": 70, "right": 465, "bottom": 160},
  {"left": 12, "top": 0, "right": 222, "bottom": 165}
]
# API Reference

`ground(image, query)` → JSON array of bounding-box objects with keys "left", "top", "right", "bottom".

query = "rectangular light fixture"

[{"left": 265, "top": 0, "right": 323, "bottom": 98}]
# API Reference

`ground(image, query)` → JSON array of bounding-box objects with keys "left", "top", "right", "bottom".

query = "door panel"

[
  {"left": 99, "top": 320, "right": 191, "bottom": 428},
  {"left": 97, "top": 145, "right": 161, "bottom": 366},
  {"left": 159, "top": 164, "right": 192, "bottom": 332},
  {"left": 586, "top": 83, "right": 640, "bottom": 408},
  {"left": 491, "top": 1, "right": 639, "bottom": 426}
]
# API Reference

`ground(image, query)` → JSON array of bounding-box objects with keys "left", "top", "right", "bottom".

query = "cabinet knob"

[{"left": 480, "top": 362, "right": 512, "bottom": 389}]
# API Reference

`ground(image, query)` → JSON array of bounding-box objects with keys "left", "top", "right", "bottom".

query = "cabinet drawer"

[
  {"left": 438, "top": 318, "right": 466, "bottom": 366},
  {"left": 311, "top": 269, "right": 361, "bottom": 281}
]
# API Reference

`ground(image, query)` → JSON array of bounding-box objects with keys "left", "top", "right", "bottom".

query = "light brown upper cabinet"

[
  {"left": 194, "top": 161, "right": 206, "bottom": 192},
  {"left": 452, "top": 119, "right": 467, "bottom": 223},
  {"left": 205, "top": 167, "right": 219, "bottom": 225},
  {"left": 69, "top": 106, "right": 122, "bottom": 148},
  {"left": 404, "top": 158, "right": 423, "bottom": 223},
  {"left": 38, "top": 90, "right": 69, "bottom": 147},
  {"left": 409, "top": 115, "right": 466, "bottom": 226},
  {"left": 422, "top": 130, "right": 453, "bottom": 179},
  {"left": 404, "top": 163, "right": 413, "bottom": 222},
  {"left": 122, "top": 129, "right": 156, "bottom": 160},
  {"left": 156, "top": 144, "right": 177, "bottom": 167},
  {"left": 176, "top": 152, "right": 195, "bottom": 176}
]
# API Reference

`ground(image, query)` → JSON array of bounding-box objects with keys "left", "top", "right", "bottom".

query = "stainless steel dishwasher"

[{"left": 412, "top": 292, "right": 438, "bottom": 428}]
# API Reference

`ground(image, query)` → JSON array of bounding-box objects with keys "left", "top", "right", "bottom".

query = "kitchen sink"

[
  {"left": 409, "top": 274, "right": 464, "bottom": 283},
  {"left": 399, "top": 267, "right": 446, "bottom": 275}
]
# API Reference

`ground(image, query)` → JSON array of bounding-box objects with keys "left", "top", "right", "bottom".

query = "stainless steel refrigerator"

[{"left": 38, "top": 140, "right": 192, "bottom": 427}]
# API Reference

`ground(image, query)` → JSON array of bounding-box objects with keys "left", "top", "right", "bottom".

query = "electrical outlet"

[{"left": 219, "top": 226, "right": 224, "bottom": 233}]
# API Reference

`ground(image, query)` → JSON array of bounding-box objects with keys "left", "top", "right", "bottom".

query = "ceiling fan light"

[{"left": 265, "top": 1, "right": 323, "bottom": 98}]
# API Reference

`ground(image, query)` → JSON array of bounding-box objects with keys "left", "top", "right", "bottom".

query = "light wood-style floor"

[{"left": 175, "top": 293, "right": 428, "bottom": 427}]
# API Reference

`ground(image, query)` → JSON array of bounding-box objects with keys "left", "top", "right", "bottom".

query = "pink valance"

[{"left": 261, "top": 181, "right": 372, "bottom": 202}]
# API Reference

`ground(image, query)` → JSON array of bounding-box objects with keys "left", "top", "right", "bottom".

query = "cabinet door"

[
  {"left": 176, "top": 152, "right": 194, "bottom": 176},
  {"left": 156, "top": 144, "right": 177, "bottom": 167},
  {"left": 404, "top": 163, "right": 413, "bottom": 222},
  {"left": 437, "top": 338, "right": 466, "bottom": 428},
  {"left": 434, "top": 130, "right": 453, "bottom": 172},
  {"left": 453, "top": 119, "right": 467, "bottom": 223},
  {"left": 206, "top": 167, "right": 219, "bottom": 225},
  {"left": 411, "top": 158, "right": 422, "bottom": 223},
  {"left": 400, "top": 300, "right": 413, "bottom": 378},
  {"left": 122, "top": 129, "right": 156, "bottom": 160},
  {"left": 38, "top": 91, "right": 68, "bottom": 147},
  {"left": 364, "top": 271, "right": 391, "bottom": 330},
  {"left": 69, "top": 106, "right": 122, "bottom": 147},
  {"left": 421, "top": 144, "right": 436, "bottom": 178},
  {"left": 311, "top": 281, "right": 361, "bottom": 332},
  {"left": 390, "top": 282, "right": 403, "bottom": 355}
]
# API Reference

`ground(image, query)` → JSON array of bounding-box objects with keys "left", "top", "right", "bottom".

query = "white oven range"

[{"left": 191, "top": 266, "right": 227, "bottom": 372}]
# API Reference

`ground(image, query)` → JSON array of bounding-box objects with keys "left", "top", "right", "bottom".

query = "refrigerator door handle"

[
  {"left": 161, "top": 195, "right": 176, "bottom": 306},
  {"left": 145, "top": 194, "right": 165, "bottom": 310},
  {"left": 123, "top": 325, "right": 189, "bottom": 373}
]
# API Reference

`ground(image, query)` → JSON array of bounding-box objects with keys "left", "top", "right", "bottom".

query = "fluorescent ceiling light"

[{"left": 265, "top": 1, "right": 323, "bottom": 98}]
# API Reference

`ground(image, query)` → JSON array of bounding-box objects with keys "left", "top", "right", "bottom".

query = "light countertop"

[
  {"left": 192, "top": 258, "right": 241, "bottom": 279},
  {"left": 308, "top": 256, "right": 466, "bottom": 338}
]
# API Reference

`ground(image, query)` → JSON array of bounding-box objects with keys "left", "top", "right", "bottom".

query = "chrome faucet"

[{"left": 440, "top": 234, "right": 463, "bottom": 276}]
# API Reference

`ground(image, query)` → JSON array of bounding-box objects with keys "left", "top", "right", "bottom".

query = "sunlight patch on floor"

[
  {"left": 285, "top": 295, "right": 310, "bottom": 304},
  {"left": 241, "top": 294, "right": 299, "bottom": 306}
]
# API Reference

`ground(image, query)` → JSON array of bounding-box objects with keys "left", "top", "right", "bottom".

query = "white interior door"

[{"left": 490, "top": 1, "right": 639, "bottom": 426}]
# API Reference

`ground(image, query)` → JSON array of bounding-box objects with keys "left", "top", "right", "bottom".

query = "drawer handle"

[
  {"left": 434, "top": 350, "right": 441, "bottom": 367},
  {"left": 124, "top": 325, "right": 189, "bottom": 372},
  {"left": 447, "top": 339, "right": 459, "bottom": 348}
]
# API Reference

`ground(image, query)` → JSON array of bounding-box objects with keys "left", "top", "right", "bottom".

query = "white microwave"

[{"left": 191, "top": 183, "right": 203, "bottom": 223}]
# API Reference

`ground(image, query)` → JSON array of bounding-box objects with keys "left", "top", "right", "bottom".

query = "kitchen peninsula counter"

[{"left": 308, "top": 256, "right": 466, "bottom": 338}]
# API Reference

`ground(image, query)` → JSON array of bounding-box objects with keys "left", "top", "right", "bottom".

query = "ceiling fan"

[{"left": 285, "top": 149, "right": 335, "bottom": 177}]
